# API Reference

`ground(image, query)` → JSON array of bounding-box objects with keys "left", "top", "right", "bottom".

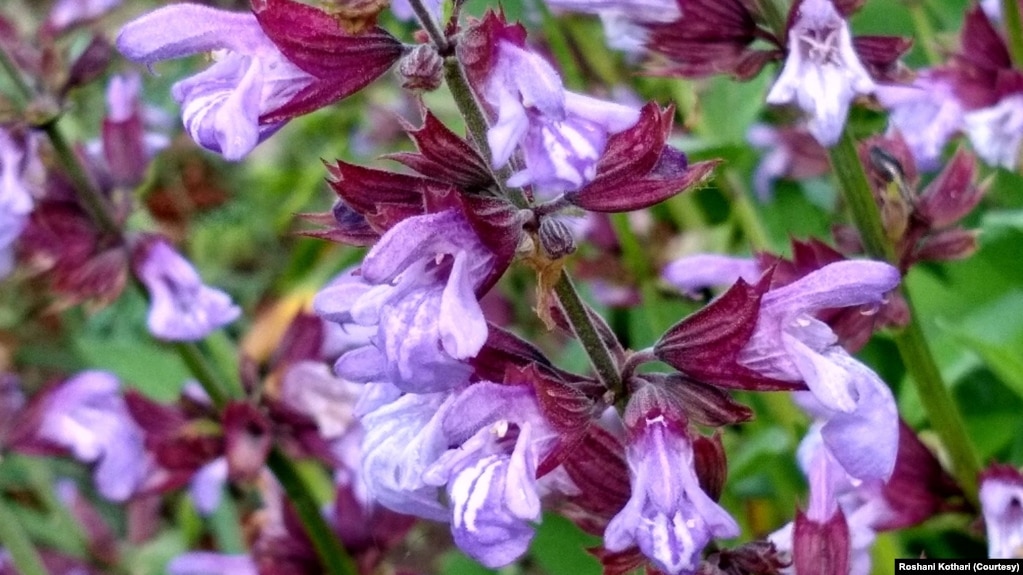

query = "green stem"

[
  {"left": 907, "top": 1, "right": 941, "bottom": 66},
  {"left": 893, "top": 306, "right": 981, "bottom": 506},
  {"left": 42, "top": 121, "right": 122, "bottom": 238},
  {"left": 266, "top": 448, "right": 356, "bottom": 575},
  {"left": 722, "top": 170, "right": 771, "bottom": 251},
  {"left": 1002, "top": 0, "right": 1023, "bottom": 69},
  {"left": 827, "top": 127, "right": 981, "bottom": 507},
  {"left": 553, "top": 272, "right": 624, "bottom": 397},
  {"left": 0, "top": 45, "right": 33, "bottom": 104},
  {"left": 755, "top": 0, "right": 789, "bottom": 40},
  {"left": 827, "top": 131, "right": 895, "bottom": 261},
  {"left": 441, "top": 57, "right": 519, "bottom": 204},
  {"left": 0, "top": 497, "right": 48, "bottom": 575},
  {"left": 174, "top": 342, "right": 230, "bottom": 408},
  {"left": 407, "top": 0, "right": 449, "bottom": 54},
  {"left": 2, "top": 45, "right": 120, "bottom": 238}
]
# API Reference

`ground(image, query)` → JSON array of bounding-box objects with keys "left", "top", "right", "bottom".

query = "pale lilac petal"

[
  {"left": 137, "top": 240, "right": 241, "bottom": 341},
  {"left": 765, "top": 0, "right": 875, "bottom": 146},
  {"left": 662, "top": 254, "right": 761, "bottom": 297},
  {"left": 980, "top": 469, "right": 1023, "bottom": 558},
  {"left": 190, "top": 457, "right": 229, "bottom": 515},
  {"left": 167, "top": 552, "right": 257, "bottom": 575},
  {"left": 964, "top": 95, "right": 1023, "bottom": 170},
  {"left": 604, "top": 417, "right": 738, "bottom": 574},
  {"left": 38, "top": 371, "right": 147, "bottom": 501},
  {"left": 116, "top": 4, "right": 269, "bottom": 65},
  {"left": 360, "top": 392, "right": 453, "bottom": 520}
]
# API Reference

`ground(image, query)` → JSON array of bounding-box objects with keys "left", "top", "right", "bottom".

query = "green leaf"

[
  {"left": 74, "top": 337, "right": 191, "bottom": 401},
  {"left": 530, "top": 513, "right": 601, "bottom": 575},
  {"left": 936, "top": 319, "right": 1023, "bottom": 403}
]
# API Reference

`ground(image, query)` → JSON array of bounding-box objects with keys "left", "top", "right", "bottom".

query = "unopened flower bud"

[
  {"left": 398, "top": 44, "right": 443, "bottom": 92},
  {"left": 538, "top": 217, "right": 576, "bottom": 259}
]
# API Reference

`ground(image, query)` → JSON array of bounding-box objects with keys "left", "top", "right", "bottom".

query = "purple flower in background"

[
  {"left": 875, "top": 71, "right": 964, "bottom": 171},
  {"left": 483, "top": 40, "right": 639, "bottom": 195},
  {"left": 134, "top": 238, "right": 241, "bottom": 341},
  {"left": 390, "top": 0, "right": 441, "bottom": 21},
  {"left": 604, "top": 404, "right": 739, "bottom": 574},
  {"left": 46, "top": 0, "right": 121, "bottom": 32},
  {"left": 964, "top": 94, "right": 1023, "bottom": 170},
  {"left": 766, "top": 0, "right": 875, "bottom": 146},
  {"left": 116, "top": 3, "right": 313, "bottom": 160},
  {"left": 315, "top": 210, "right": 494, "bottom": 392},
  {"left": 423, "top": 382, "right": 561, "bottom": 568},
  {"left": 102, "top": 74, "right": 168, "bottom": 186},
  {"left": 37, "top": 371, "right": 147, "bottom": 501},
  {"left": 662, "top": 254, "right": 761, "bottom": 298},
  {"left": 543, "top": 0, "right": 680, "bottom": 54},
  {"left": 190, "top": 457, "right": 229, "bottom": 515},
  {"left": 1, "top": 129, "right": 37, "bottom": 279},
  {"left": 167, "top": 552, "right": 258, "bottom": 575},
  {"left": 980, "top": 465, "right": 1023, "bottom": 558},
  {"left": 739, "top": 261, "right": 900, "bottom": 481},
  {"left": 746, "top": 123, "right": 830, "bottom": 200}
]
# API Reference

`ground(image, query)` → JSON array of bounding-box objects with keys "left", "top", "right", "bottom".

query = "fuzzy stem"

[
  {"left": 441, "top": 57, "right": 517, "bottom": 202},
  {"left": 553, "top": 272, "right": 624, "bottom": 396},
  {"left": 828, "top": 127, "right": 981, "bottom": 507},
  {"left": 0, "top": 497, "right": 48, "bottom": 575},
  {"left": 1002, "top": 0, "right": 1023, "bottom": 68},
  {"left": 407, "top": 0, "right": 450, "bottom": 54},
  {"left": 266, "top": 448, "right": 357, "bottom": 575},
  {"left": 828, "top": 131, "right": 895, "bottom": 261}
]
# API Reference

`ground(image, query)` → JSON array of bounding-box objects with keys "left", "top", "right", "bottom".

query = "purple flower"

[
  {"left": 875, "top": 71, "right": 964, "bottom": 171},
  {"left": 739, "top": 261, "right": 900, "bottom": 481},
  {"left": 746, "top": 123, "right": 830, "bottom": 200},
  {"left": 604, "top": 410, "right": 739, "bottom": 574},
  {"left": 116, "top": 4, "right": 313, "bottom": 160},
  {"left": 46, "top": 0, "right": 121, "bottom": 31},
  {"left": 980, "top": 465, "right": 1023, "bottom": 559},
  {"left": 167, "top": 552, "right": 257, "bottom": 575},
  {"left": 964, "top": 94, "right": 1023, "bottom": 170},
  {"left": 483, "top": 41, "right": 639, "bottom": 195},
  {"left": 423, "top": 382, "right": 561, "bottom": 568},
  {"left": 282, "top": 361, "right": 362, "bottom": 440},
  {"left": 661, "top": 254, "right": 761, "bottom": 298},
  {"left": 770, "top": 433, "right": 865, "bottom": 575},
  {"left": 391, "top": 0, "right": 441, "bottom": 21},
  {"left": 765, "top": 0, "right": 875, "bottom": 146},
  {"left": 101, "top": 74, "right": 169, "bottom": 186},
  {"left": 359, "top": 390, "right": 454, "bottom": 520},
  {"left": 543, "top": 0, "right": 680, "bottom": 54},
  {"left": 190, "top": 457, "right": 228, "bottom": 515},
  {"left": 1, "top": 129, "right": 37, "bottom": 278},
  {"left": 134, "top": 238, "right": 241, "bottom": 341},
  {"left": 315, "top": 210, "right": 494, "bottom": 393},
  {"left": 37, "top": 371, "right": 148, "bottom": 501}
]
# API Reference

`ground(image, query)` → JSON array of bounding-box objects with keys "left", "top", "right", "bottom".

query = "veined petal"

[{"left": 439, "top": 251, "right": 488, "bottom": 359}]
